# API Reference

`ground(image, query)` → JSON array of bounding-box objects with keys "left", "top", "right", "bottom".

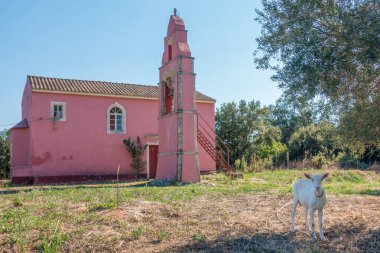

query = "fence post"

[
  {"left": 116, "top": 164, "right": 120, "bottom": 209},
  {"left": 286, "top": 152, "right": 289, "bottom": 169}
]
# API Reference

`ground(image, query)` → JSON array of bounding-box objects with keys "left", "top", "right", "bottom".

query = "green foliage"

[
  {"left": 338, "top": 153, "right": 369, "bottom": 169},
  {"left": 131, "top": 227, "right": 144, "bottom": 240},
  {"left": 234, "top": 156, "right": 248, "bottom": 171},
  {"left": 255, "top": 125, "right": 288, "bottom": 164},
  {"left": 339, "top": 96, "right": 380, "bottom": 151},
  {"left": 289, "top": 122, "right": 339, "bottom": 160},
  {"left": 38, "top": 227, "right": 69, "bottom": 253},
  {"left": 192, "top": 231, "right": 206, "bottom": 243},
  {"left": 254, "top": 0, "right": 380, "bottom": 147},
  {"left": 216, "top": 99, "right": 284, "bottom": 166},
  {"left": 240, "top": 156, "right": 247, "bottom": 171},
  {"left": 310, "top": 153, "right": 328, "bottom": 170},
  {"left": 253, "top": 157, "right": 273, "bottom": 171},
  {"left": 268, "top": 96, "right": 319, "bottom": 144},
  {"left": 12, "top": 197, "right": 23, "bottom": 207},
  {"left": 88, "top": 202, "right": 116, "bottom": 212},
  {"left": 156, "top": 230, "right": 168, "bottom": 242},
  {"left": 0, "top": 130, "right": 10, "bottom": 179},
  {"left": 123, "top": 136, "right": 147, "bottom": 177},
  {"left": 234, "top": 159, "right": 240, "bottom": 171}
]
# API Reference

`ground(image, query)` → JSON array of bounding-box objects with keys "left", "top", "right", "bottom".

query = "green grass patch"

[{"left": 0, "top": 169, "right": 378, "bottom": 251}]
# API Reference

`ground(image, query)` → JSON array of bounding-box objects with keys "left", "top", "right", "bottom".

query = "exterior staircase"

[{"left": 197, "top": 113, "right": 242, "bottom": 179}]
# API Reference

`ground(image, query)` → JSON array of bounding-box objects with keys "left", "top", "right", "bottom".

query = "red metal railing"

[{"left": 196, "top": 113, "right": 234, "bottom": 173}]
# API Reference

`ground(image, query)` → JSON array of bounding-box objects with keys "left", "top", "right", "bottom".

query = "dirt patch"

[
  {"left": 250, "top": 177, "right": 268, "bottom": 184},
  {"left": 62, "top": 195, "right": 379, "bottom": 253},
  {"left": 102, "top": 201, "right": 181, "bottom": 222}
]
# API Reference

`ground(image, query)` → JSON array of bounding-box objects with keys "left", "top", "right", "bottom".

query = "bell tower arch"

[{"left": 156, "top": 10, "right": 200, "bottom": 182}]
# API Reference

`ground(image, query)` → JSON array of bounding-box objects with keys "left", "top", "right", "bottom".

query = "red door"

[{"left": 149, "top": 145, "right": 159, "bottom": 179}]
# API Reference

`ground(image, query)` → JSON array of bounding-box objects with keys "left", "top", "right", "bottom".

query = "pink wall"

[
  {"left": 196, "top": 102, "right": 216, "bottom": 172},
  {"left": 10, "top": 128, "right": 30, "bottom": 168},
  {"left": 29, "top": 92, "right": 159, "bottom": 178},
  {"left": 21, "top": 78, "right": 32, "bottom": 121},
  {"left": 11, "top": 89, "right": 215, "bottom": 181}
]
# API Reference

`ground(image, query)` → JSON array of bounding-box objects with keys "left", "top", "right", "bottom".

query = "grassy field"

[{"left": 0, "top": 169, "right": 379, "bottom": 252}]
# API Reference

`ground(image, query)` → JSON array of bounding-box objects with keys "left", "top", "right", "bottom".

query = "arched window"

[
  {"left": 161, "top": 77, "right": 174, "bottom": 116},
  {"left": 107, "top": 104, "right": 126, "bottom": 134}
]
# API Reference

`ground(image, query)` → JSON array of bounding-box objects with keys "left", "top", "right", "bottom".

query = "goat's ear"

[
  {"left": 322, "top": 173, "right": 329, "bottom": 180},
  {"left": 304, "top": 173, "right": 312, "bottom": 179}
]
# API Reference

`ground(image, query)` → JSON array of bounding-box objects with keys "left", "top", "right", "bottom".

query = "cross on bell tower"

[{"left": 156, "top": 11, "right": 200, "bottom": 183}]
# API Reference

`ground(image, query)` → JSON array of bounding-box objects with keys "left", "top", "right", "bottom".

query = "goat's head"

[{"left": 304, "top": 173, "right": 329, "bottom": 196}]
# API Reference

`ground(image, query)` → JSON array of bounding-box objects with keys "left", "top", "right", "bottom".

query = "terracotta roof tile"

[{"left": 28, "top": 76, "right": 215, "bottom": 102}]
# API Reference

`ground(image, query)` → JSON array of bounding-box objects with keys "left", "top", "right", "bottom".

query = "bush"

[
  {"left": 123, "top": 136, "right": 147, "bottom": 177},
  {"left": 240, "top": 156, "right": 247, "bottom": 171},
  {"left": 249, "top": 157, "right": 273, "bottom": 172},
  {"left": 310, "top": 153, "right": 328, "bottom": 169},
  {"left": 289, "top": 122, "right": 339, "bottom": 160},
  {"left": 338, "top": 153, "right": 369, "bottom": 169},
  {"left": 234, "top": 159, "right": 241, "bottom": 170},
  {"left": 0, "top": 130, "right": 10, "bottom": 179}
]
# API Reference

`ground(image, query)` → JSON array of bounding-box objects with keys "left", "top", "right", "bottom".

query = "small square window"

[
  {"left": 53, "top": 105, "right": 63, "bottom": 119},
  {"left": 51, "top": 102, "right": 66, "bottom": 121}
]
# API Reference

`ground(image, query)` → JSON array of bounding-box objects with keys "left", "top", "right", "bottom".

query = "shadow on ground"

[{"left": 169, "top": 224, "right": 380, "bottom": 253}]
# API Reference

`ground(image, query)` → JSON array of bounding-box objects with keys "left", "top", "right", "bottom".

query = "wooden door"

[{"left": 149, "top": 145, "right": 158, "bottom": 179}]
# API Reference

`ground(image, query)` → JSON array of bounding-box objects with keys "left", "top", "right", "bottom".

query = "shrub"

[
  {"left": 251, "top": 157, "right": 273, "bottom": 171},
  {"left": 289, "top": 122, "right": 339, "bottom": 160},
  {"left": 13, "top": 197, "right": 23, "bottom": 207},
  {"left": 310, "top": 153, "right": 328, "bottom": 169},
  {"left": 240, "top": 156, "right": 247, "bottom": 171},
  {"left": 123, "top": 136, "right": 147, "bottom": 177},
  {"left": 234, "top": 159, "right": 241, "bottom": 170},
  {"left": 0, "top": 130, "right": 10, "bottom": 179},
  {"left": 338, "top": 153, "right": 368, "bottom": 169}
]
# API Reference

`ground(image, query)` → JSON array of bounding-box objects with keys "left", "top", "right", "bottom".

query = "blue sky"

[{"left": 0, "top": 0, "right": 282, "bottom": 130}]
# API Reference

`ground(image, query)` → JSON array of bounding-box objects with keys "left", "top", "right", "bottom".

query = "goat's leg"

[
  {"left": 304, "top": 208, "right": 310, "bottom": 231},
  {"left": 290, "top": 197, "right": 297, "bottom": 232},
  {"left": 310, "top": 209, "right": 316, "bottom": 242},
  {"left": 318, "top": 209, "right": 326, "bottom": 240}
]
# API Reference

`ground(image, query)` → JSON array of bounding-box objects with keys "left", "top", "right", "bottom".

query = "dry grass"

[
  {"left": 0, "top": 169, "right": 379, "bottom": 252},
  {"left": 60, "top": 194, "right": 379, "bottom": 253}
]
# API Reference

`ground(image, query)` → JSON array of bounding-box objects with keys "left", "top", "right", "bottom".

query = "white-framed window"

[
  {"left": 50, "top": 101, "right": 66, "bottom": 121},
  {"left": 107, "top": 103, "right": 126, "bottom": 134}
]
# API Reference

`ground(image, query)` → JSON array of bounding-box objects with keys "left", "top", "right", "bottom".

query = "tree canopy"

[
  {"left": 254, "top": 0, "right": 380, "bottom": 147},
  {"left": 215, "top": 99, "right": 286, "bottom": 168}
]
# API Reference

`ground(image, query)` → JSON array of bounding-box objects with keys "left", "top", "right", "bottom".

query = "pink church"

[{"left": 10, "top": 12, "right": 219, "bottom": 184}]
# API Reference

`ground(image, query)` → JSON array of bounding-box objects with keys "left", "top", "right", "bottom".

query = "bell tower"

[{"left": 156, "top": 10, "right": 200, "bottom": 183}]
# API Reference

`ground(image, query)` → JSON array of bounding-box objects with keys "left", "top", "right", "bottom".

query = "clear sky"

[{"left": 0, "top": 0, "right": 282, "bottom": 130}]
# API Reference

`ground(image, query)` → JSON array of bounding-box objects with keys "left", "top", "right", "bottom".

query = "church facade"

[{"left": 10, "top": 12, "right": 216, "bottom": 184}]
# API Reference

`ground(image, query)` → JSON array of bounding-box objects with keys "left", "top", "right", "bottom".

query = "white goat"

[{"left": 291, "top": 173, "right": 329, "bottom": 241}]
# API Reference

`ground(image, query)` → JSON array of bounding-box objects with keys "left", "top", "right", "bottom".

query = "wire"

[{"left": 0, "top": 118, "right": 50, "bottom": 128}]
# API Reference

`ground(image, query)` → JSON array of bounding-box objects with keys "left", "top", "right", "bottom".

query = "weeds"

[
  {"left": 37, "top": 221, "right": 69, "bottom": 253},
  {"left": 192, "top": 231, "right": 206, "bottom": 243},
  {"left": 89, "top": 202, "right": 116, "bottom": 212},
  {"left": 156, "top": 230, "right": 168, "bottom": 242},
  {"left": 131, "top": 227, "right": 144, "bottom": 240},
  {"left": 12, "top": 197, "right": 23, "bottom": 207}
]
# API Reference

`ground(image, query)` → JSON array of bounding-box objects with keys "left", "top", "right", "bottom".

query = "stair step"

[{"left": 197, "top": 120, "right": 239, "bottom": 178}]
